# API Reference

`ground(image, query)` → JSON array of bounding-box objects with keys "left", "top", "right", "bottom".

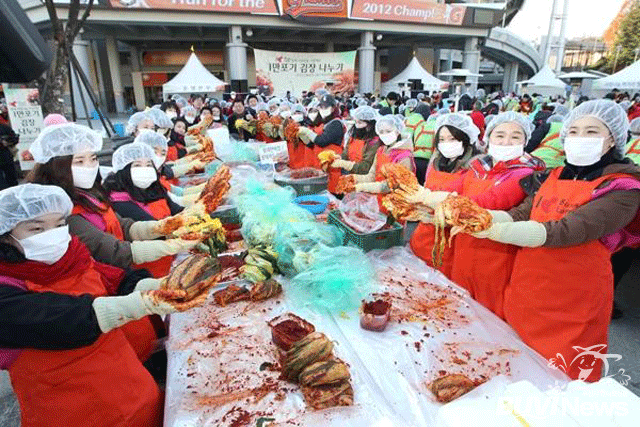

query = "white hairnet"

[
  {"left": 417, "top": 93, "right": 426, "bottom": 101},
  {"left": 146, "top": 108, "right": 173, "bottom": 129},
  {"left": 256, "top": 102, "right": 269, "bottom": 112},
  {"left": 0, "top": 183, "right": 73, "bottom": 234},
  {"left": 307, "top": 100, "right": 320, "bottom": 111},
  {"left": 435, "top": 113, "right": 480, "bottom": 143},
  {"left": 279, "top": 101, "right": 292, "bottom": 110},
  {"left": 629, "top": 117, "right": 640, "bottom": 135},
  {"left": 355, "top": 98, "right": 368, "bottom": 107},
  {"left": 546, "top": 114, "right": 565, "bottom": 124},
  {"left": 126, "top": 111, "right": 153, "bottom": 135},
  {"left": 30, "top": 123, "right": 103, "bottom": 164},
  {"left": 291, "top": 104, "right": 305, "bottom": 114},
  {"left": 406, "top": 99, "right": 418, "bottom": 109},
  {"left": 560, "top": 99, "right": 630, "bottom": 156},
  {"left": 437, "top": 108, "right": 450, "bottom": 115},
  {"left": 134, "top": 129, "right": 168, "bottom": 150},
  {"left": 476, "top": 88, "right": 486, "bottom": 98},
  {"left": 484, "top": 111, "right": 533, "bottom": 144},
  {"left": 376, "top": 114, "right": 405, "bottom": 135},
  {"left": 268, "top": 98, "right": 280, "bottom": 107},
  {"left": 352, "top": 106, "right": 378, "bottom": 122},
  {"left": 619, "top": 101, "right": 632, "bottom": 112},
  {"left": 111, "top": 143, "right": 156, "bottom": 172},
  {"left": 174, "top": 97, "right": 188, "bottom": 109},
  {"left": 554, "top": 104, "right": 570, "bottom": 117},
  {"left": 485, "top": 114, "right": 496, "bottom": 126}
]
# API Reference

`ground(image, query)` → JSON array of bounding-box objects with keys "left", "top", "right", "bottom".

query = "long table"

[{"left": 164, "top": 246, "right": 567, "bottom": 427}]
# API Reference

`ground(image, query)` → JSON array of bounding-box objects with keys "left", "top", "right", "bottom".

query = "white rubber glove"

[
  {"left": 134, "top": 277, "right": 163, "bottom": 292},
  {"left": 171, "top": 160, "right": 205, "bottom": 177},
  {"left": 297, "top": 127, "right": 318, "bottom": 144},
  {"left": 355, "top": 181, "right": 388, "bottom": 194},
  {"left": 129, "top": 220, "right": 164, "bottom": 240},
  {"left": 473, "top": 221, "right": 546, "bottom": 247},
  {"left": 187, "top": 143, "right": 203, "bottom": 154},
  {"left": 131, "top": 239, "right": 200, "bottom": 264},
  {"left": 182, "top": 183, "right": 206, "bottom": 195},
  {"left": 422, "top": 191, "right": 454, "bottom": 209},
  {"left": 175, "top": 192, "right": 199, "bottom": 208},
  {"left": 184, "top": 135, "right": 199, "bottom": 146},
  {"left": 488, "top": 210, "right": 514, "bottom": 223},
  {"left": 332, "top": 159, "right": 355, "bottom": 171},
  {"left": 93, "top": 292, "right": 177, "bottom": 333}
]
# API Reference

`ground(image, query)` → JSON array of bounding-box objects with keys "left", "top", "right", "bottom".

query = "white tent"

[
  {"left": 517, "top": 64, "right": 567, "bottom": 97},
  {"left": 163, "top": 52, "right": 227, "bottom": 98},
  {"left": 594, "top": 60, "right": 640, "bottom": 92},
  {"left": 381, "top": 57, "right": 448, "bottom": 95}
]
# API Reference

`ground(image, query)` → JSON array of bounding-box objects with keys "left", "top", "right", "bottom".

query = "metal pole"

[
  {"left": 67, "top": 60, "right": 77, "bottom": 122},
  {"left": 544, "top": 0, "right": 560, "bottom": 66},
  {"left": 72, "top": 63, "right": 93, "bottom": 129},
  {"left": 555, "top": 0, "right": 570, "bottom": 73}
]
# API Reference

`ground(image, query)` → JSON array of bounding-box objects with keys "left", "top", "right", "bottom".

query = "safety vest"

[
  {"left": 404, "top": 112, "right": 425, "bottom": 137},
  {"left": 626, "top": 138, "right": 640, "bottom": 165},
  {"left": 531, "top": 121, "right": 564, "bottom": 168},
  {"left": 413, "top": 118, "right": 436, "bottom": 161}
]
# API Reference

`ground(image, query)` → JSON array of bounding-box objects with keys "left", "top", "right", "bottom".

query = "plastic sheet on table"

[
  {"left": 274, "top": 167, "right": 327, "bottom": 183},
  {"left": 338, "top": 192, "right": 387, "bottom": 234}
]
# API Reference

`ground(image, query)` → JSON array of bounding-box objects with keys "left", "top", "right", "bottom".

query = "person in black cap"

[{"left": 297, "top": 94, "right": 346, "bottom": 193}]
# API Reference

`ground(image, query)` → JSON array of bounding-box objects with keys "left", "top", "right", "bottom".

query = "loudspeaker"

[{"left": 0, "top": 0, "right": 52, "bottom": 83}]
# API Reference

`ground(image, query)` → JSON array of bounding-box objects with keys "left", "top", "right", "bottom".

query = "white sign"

[
  {"left": 4, "top": 87, "right": 44, "bottom": 171},
  {"left": 258, "top": 140, "right": 289, "bottom": 164},
  {"left": 254, "top": 49, "right": 357, "bottom": 97}
]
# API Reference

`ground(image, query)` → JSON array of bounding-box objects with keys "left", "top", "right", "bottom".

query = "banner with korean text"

[{"left": 253, "top": 49, "right": 357, "bottom": 97}]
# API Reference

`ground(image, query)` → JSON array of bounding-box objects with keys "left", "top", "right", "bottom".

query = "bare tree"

[{"left": 39, "top": 0, "right": 95, "bottom": 115}]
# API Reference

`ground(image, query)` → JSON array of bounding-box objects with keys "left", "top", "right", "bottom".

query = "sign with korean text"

[
  {"left": 109, "top": 0, "right": 278, "bottom": 15},
  {"left": 282, "top": 0, "right": 348, "bottom": 23},
  {"left": 351, "top": 0, "right": 467, "bottom": 26},
  {"left": 254, "top": 49, "right": 357, "bottom": 97},
  {"left": 4, "top": 88, "right": 44, "bottom": 171},
  {"left": 258, "top": 141, "right": 289, "bottom": 164}
]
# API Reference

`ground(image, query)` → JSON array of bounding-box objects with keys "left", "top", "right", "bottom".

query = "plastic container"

[
  {"left": 360, "top": 299, "right": 391, "bottom": 332},
  {"left": 294, "top": 195, "right": 329, "bottom": 215},
  {"left": 327, "top": 210, "right": 404, "bottom": 252},
  {"left": 274, "top": 168, "right": 328, "bottom": 196}
]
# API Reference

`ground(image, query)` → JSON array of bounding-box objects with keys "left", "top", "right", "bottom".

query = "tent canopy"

[
  {"left": 163, "top": 52, "right": 227, "bottom": 97},
  {"left": 381, "top": 57, "right": 448, "bottom": 95},
  {"left": 518, "top": 64, "right": 566, "bottom": 97},
  {"left": 594, "top": 60, "right": 640, "bottom": 91}
]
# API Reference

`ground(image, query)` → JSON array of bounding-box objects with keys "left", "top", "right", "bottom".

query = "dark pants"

[{"left": 612, "top": 247, "right": 637, "bottom": 289}]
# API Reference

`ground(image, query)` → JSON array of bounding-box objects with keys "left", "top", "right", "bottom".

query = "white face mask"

[
  {"left": 379, "top": 132, "right": 398, "bottom": 146},
  {"left": 564, "top": 137, "right": 605, "bottom": 166},
  {"left": 152, "top": 154, "right": 166, "bottom": 169},
  {"left": 438, "top": 141, "right": 465, "bottom": 159},
  {"left": 308, "top": 112, "right": 319, "bottom": 121},
  {"left": 355, "top": 121, "right": 368, "bottom": 129},
  {"left": 488, "top": 144, "right": 524, "bottom": 162},
  {"left": 72, "top": 164, "right": 99, "bottom": 189},
  {"left": 319, "top": 108, "right": 333, "bottom": 119},
  {"left": 212, "top": 115, "right": 220, "bottom": 120},
  {"left": 185, "top": 116, "right": 195, "bottom": 124},
  {"left": 12, "top": 226, "right": 71, "bottom": 265},
  {"left": 280, "top": 110, "right": 291, "bottom": 119},
  {"left": 292, "top": 113, "right": 304, "bottom": 123},
  {"left": 166, "top": 112, "right": 177, "bottom": 120},
  {"left": 130, "top": 166, "right": 158, "bottom": 189}
]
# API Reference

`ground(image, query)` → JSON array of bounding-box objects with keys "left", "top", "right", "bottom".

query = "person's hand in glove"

[
  {"left": 171, "top": 159, "right": 205, "bottom": 177},
  {"left": 415, "top": 191, "right": 455, "bottom": 209},
  {"left": 262, "top": 122, "right": 274, "bottom": 136},
  {"left": 354, "top": 181, "right": 387, "bottom": 194},
  {"left": 472, "top": 221, "right": 546, "bottom": 247},
  {"left": 129, "top": 220, "right": 165, "bottom": 240},
  {"left": 92, "top": 290, "right": 207, "bottom": 333},
  {"left": 330, "top": 159, "right": 355, "bottom": 172},
  {"left": 297, "top": 127, "right": 318, "bottom": 145},
  {"left": 134, "top": 277, "right": 164, "bottom": 292},
  {"left": 187, "top": 143, "right": 203, "bottom": 154},
  {"left": 131, "top": 238, "right": 200, "bottom": 264}
]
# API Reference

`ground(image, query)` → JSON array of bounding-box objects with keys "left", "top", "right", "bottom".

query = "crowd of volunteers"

[{"left": 0, "top": 85, "right": 639, "bottom": 425}]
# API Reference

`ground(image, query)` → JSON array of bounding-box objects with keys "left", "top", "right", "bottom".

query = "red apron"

[
  {"left": 167, "top": 145, "right": 179, "bottom": 162},
  {"left": 409, "top": 166, "right": 464, "bottom": 278},
  {"left": 346, "top": 137, "right": 366, "bottom": 163},
  {"left": 450, "top": 173, "right": 521, "bottom": 319},
  {"left": 72, "top": 202, "right": 159, "bottom": 362},
  {"left": 288, "top": 139, "right": 306, "bottom": 170},
  {"left": 307, "top": 123, "right": 344, "bottom": 193},
  {"left": 504, "top": 168, "right": 631, "bottom": 382},
  {"left": 133, "top": 198, "right": 174, "bottom": 278},
  {"left": 304, "top": 123, "right": 325, "bottom": 169},
  {"left": 8, "top": 266, "right": 162, "bottom": 427}
]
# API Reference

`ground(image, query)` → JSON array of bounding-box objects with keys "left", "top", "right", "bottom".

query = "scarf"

[
  {"left": 560, "top": 150, "right": 627, "bottom": 181},
  {"left": 469, "top": 152, "right": 546, "bottom": 180},
  {"left": 0, "top": 237, "right": 124, "bottom": 294}
]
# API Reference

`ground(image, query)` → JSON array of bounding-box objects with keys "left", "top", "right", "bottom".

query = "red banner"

[
  {"left": 109, "top": 0, "right": 278, "bottom": 15},
  {"left": 351, "top": 0, "right": 466, "bottom": 26},
  {"left": 282, "top": 0, "right": 348, "bottom": 23}
]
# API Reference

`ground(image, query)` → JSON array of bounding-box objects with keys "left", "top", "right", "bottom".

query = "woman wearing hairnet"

[
  {"left": 409, "top": 113, "right": 480, "bottom": 277},
  {"left": 416, "top": 112, "right": 545, "bottom": 317},
  {"left": 325, "top": 106, "right": 382, "bottom": 179},
  {"left": 346, "top": 114, "right": 415, "bottom": 205},
  {"left": 26, "top": 123, "right": 200, "bottom": 282},
  {"left": 0, "top": 184, "right": 205, "bottom": 427},
  {"left": 167, "top": 117, "right": 189, "bottom": 161},
  {"left": 126, "top": 111, "right": 155, "bottom": 137},
  {"left": 278, "top": 104, "right": 306, "bottom": 168},
  {"left": 103, "top": 143, "right": 184, "bottom": 278},
  {"left": 471, "top": 100, "right": 640, "bottom": 381},
  {"left": 529, "top": 114, "right": 568, "bottom": 168}
]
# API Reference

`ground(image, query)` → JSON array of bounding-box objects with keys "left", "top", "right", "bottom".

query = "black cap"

[{"left": 318, "top": 94, "right": 336, "bottom": 108}]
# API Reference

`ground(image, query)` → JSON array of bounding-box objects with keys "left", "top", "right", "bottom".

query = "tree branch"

[
  {"left": 44, "top": 0, "right": 62, "bottom": 40},
  {"left": 72, "top": 0, "right": 95, "bottom": 39},
  {"left": 66, "top": 0, "right": 81, "bottom": 37}
]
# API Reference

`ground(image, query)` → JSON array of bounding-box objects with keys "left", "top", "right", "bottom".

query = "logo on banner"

[
  {"left": 283, "top": 0, "right": 347, "bottom": 22},
  {"left": 548, "top": 344, "right": 630, "bottom": 384}
]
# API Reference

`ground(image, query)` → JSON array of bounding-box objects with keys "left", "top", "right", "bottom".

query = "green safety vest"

[
  {"left": 626, "top": 138, "right": 640, "bottom": 165},
  {"left": 531, "top": 122, "right": 564, "bottom": 168},
  {"left": 404, "top": 112, "right": 424, "bottom": 134},
  {"left": 413, "top": 119, "right": 437, "bottom": 160}
]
